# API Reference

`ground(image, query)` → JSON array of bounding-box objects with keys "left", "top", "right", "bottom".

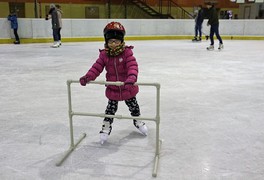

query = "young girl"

[{"left": 79, "top": 22, "right": 148, "bottom": 144}]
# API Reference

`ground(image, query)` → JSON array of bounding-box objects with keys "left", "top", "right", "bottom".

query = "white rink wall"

[{"left": 1, "top": 18, "right": 264, "bottom": 39}]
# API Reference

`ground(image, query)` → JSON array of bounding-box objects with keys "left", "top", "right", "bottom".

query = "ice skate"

[
  {"left": 218, "top": 43, "right": 224, "bottom": 50},
  {"left": 51, "top": 41, "right": 60, "bottom": 48},
  {"left": 192, "top": 37, "right": 198, "bottom": 42},
  {"left": 207, "top": 45, "right": 214, "bottom": 51},
  {"left": 133, "top": 120, "right": 148, "bottom": 136},
  {"left": 14, "top": 40, "right": 20, "bottom": 44},
  {"left": 99, "top": 121, "right": 112, "bottom": 144},
  {"left": 197, "top": 37, "right": 202, "bottom": 42},
  {"left": 100, "top": 133, "right": 108, "bottom": 144}
]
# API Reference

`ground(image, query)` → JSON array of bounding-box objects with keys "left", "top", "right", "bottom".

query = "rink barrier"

[
  {"left": 56, "top": 80, "right": 162, "bottom": 177},
  {"left": 1, "top": 35, "right": 264, "bottom": 44}
]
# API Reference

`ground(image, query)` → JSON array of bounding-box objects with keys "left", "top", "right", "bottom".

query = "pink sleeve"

[
  {"left": 125, "top": 48, "right": 138, "bottom": 82},
  {"left": 85, "top": 51, "right": 106, "bottom": 81}
]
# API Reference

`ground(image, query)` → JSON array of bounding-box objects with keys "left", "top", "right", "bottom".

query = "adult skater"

[
  {"left": 79, "top": 21, "right": 148, "bottom": 144},
  {"left": 45, "top": 4, "right": 60, "bottom": 48},
  {"left": 192, "top": 5, "right": 204, "bottom": 42},
  {"left": 7, "top": 11, "right": 20, "bottom": 44},
  {"left": 206, "top": 2, "right": 224, "bottom": 51},
  {"left": 55, "top": 4, "right": 63, "bottom": 46}
]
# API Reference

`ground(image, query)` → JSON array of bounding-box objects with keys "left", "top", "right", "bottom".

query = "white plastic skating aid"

[{"left": 100, "top": 132, "right": 109, "bottom": 144}]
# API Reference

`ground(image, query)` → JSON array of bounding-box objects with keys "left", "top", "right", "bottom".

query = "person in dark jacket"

[
  {"left": 192, "top": 5, "right": 204, "bottom": 42},
  {"left": 55, "top": 4, "right": 63, "bottom": 46},
  {"left": 45, "top": 4, "right": 60, "bottom": 48},
  {"left": 7, "top": 11, "right": 20, "bottom": 44},
  {"left": 206, "top": 2, "right": 223, "bottom": 50}
]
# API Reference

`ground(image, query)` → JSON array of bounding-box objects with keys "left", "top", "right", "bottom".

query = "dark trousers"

[
  {"left": 58, "top": 28, "right": 61, "bottom": 41},
  {"left": 52, "top": 28, "right": 59, "bottom": 41},
  {"left": 104, "top": 97, "right": 140, "bottom": 124},
  {"left": 209, "top": 24, "right": 223, "bottom": 45},
  {"left": 13, "top": 28, "right": 20, "bottom": 42},
  {"left": 195, "top": 24, "right": 202, "bottom": 37}
]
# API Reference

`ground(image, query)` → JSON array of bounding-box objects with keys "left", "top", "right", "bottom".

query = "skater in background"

[
  {"left": 7, "top": 10, "right": 20, "bottom": 44},
  {"left": 192, "top": 5, "right": 204, "bottom": 42},
  {"left": 55, "top": 4, "right": 63, "bottom": 46},
  {"left": 79, "top": 21, "right": 148, "bottom": 144},
  {"left": 45, "top": 4, "right": 60, "bottom": 48},
  {"left": 205, "top": 2, "right": 224, "bottom": 50}
]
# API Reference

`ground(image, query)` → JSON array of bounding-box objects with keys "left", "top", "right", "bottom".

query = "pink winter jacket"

[{"left": 84, "top": 46, "right": 139, "bottom": 101}]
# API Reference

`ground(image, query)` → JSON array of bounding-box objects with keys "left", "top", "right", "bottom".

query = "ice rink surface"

[{"left": 1, "top": 40, "right": 264, "bottom": 180}]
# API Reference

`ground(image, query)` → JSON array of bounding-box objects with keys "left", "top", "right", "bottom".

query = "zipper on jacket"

[{"left": 114, "top": 57, "right": 122, "bottom": 100}]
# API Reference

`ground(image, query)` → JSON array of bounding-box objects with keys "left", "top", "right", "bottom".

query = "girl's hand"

[{"left": 79, "top": 76, "right": 89, "bottom": 86}]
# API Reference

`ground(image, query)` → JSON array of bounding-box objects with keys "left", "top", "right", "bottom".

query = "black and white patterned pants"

[{"left": 104, "top": 97, "right": 140, "bottom": 124}]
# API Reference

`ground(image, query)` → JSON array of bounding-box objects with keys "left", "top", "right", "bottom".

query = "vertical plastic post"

[
  {"left": 152, "top": 84, "right": 161, "bottom": 177},
  {"left": 67, "top": 80, "right": 74, "bottom": 147}
]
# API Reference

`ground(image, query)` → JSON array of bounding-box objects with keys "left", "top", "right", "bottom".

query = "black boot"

[
  {"left": 197, "top": 37, "right": 202, "bottom": 42},
  {"left": 192, "top": 37, "right": 198, "bottom": 42}
]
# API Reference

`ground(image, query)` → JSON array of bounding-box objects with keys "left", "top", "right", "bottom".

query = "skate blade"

[
  {"left": 138, "top": 126, "right": 148, "bottom": 136},
  {"left": 100, "top": 133, "right": 108, "bottom": 144},
  {"left": 50, "top": 45, "right": 60, "bottom": 48}
]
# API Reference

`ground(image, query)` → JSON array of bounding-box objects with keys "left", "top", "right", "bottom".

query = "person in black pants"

[
  {"left": 7, "top": 11, "right": 20, "bottom": 44},
  {"left": 192, "top": 5, "right": 204, "bottom": 42},
  {"left": 46, "top": 4, "right": 60, "bottom": 48},
  {"left": 206, "top": 2, "right": 223, "bottom": 50},
  {"left": 56, "top": 4, "right": 63, "bottom": 46}
]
